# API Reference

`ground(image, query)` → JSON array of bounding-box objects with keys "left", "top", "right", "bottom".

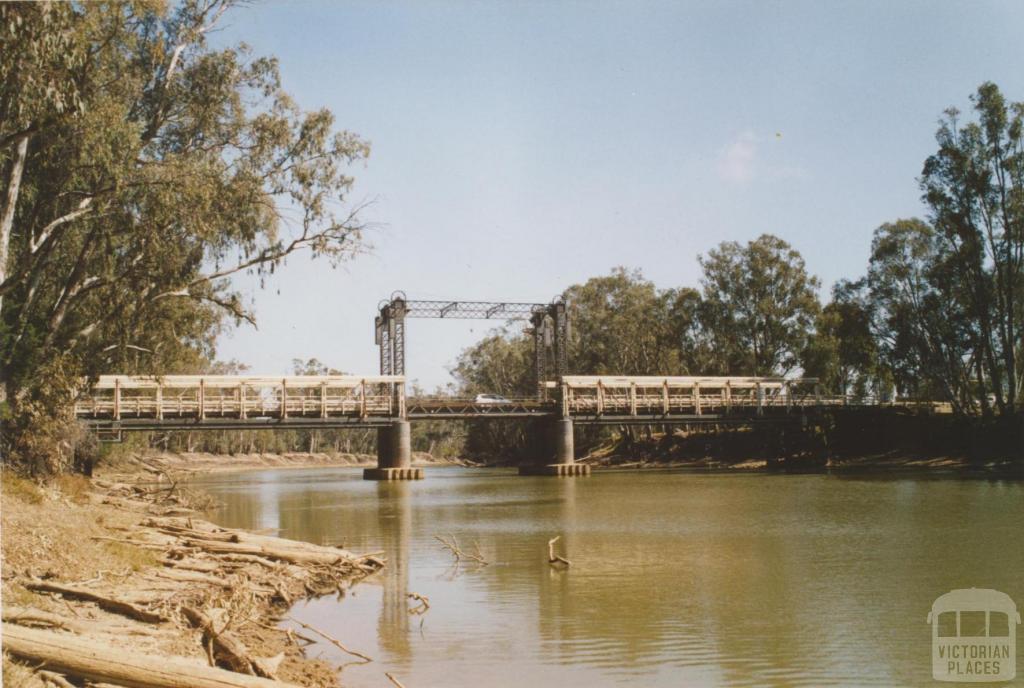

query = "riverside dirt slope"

[{"left": 1, "top": 473, "right": 387, "bottom": 688}]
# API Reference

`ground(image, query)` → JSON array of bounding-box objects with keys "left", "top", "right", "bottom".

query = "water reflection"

[
  {"left": 376, "top": 482, "right": 412, "bottom": 660},
  {"left": 194, "top": 469, "right": 1024, "bottom": 687}
]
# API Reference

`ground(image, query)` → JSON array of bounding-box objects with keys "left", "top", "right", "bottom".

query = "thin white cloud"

[
  {"left": 716, "top": 129, "right": 807, "bottom": 184},
  {"left": 716, "top": 130, "right": 758, "bottom": 183}
]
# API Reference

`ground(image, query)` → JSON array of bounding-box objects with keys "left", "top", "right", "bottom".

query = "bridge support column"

[
  {"left": 364, "top": 420, "right": 422, "bottom": 480},
  {"left": 519, "top": 418, "right": 590, "bottom": 476}
]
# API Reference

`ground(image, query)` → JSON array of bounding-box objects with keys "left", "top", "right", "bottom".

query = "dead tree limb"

[
  {"left": 406, "top": 593, "right": 430, "bottom": 616},
  {"left": 285, "top": 616, "right": 372, "bottom": 663},
  {"left": 547, "top": 536, "right": 571, "bottom": 567},
  {"left": 24, "top": 581, "right": 166, "bottom": 624},
  {"left": 433, "top": 534, "right": 488, "bottom": 566},
  {"left": 180, "top": 605, "right": 276, "bottom": 678}
]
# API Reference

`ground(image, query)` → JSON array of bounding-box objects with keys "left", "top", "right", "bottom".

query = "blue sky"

[{"left": 211, "top": 0, "right": 1024, "bottom": 389}]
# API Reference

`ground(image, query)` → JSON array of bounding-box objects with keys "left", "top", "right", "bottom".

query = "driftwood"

[
  {"left": 406, "top": 592, "right": 430, "bottom": 615},
  {"left": 1, "top": 623, "right": 301, "bottom": 688},
  {"left": 155, "top": 568, "right": 232, "bottom": 588},
  {"left": 39, "top": 671, "right": 76, "bottom": 688},
  {"left": 547, "top": 536, "right": 572, "bottom": 567},
  {"left": 180, "top": 606, "right": 277, "bottom": 679},
  {"left": 434, "top": 534, "right": 488, "bottom": 566},
  {"left": 25, "top": 581, "right": 166, "bottom": 623},
  {"left": 162, "top": 558, "right": 221, "bottom": 573},
  {"left": 285, "top": 615, "right": 373, "bottom": 662},
  {"left": 181, "top": 538, "right": 345, "bottom": 565},
  {"left": 2, "top": 606, "right": 156, "bottom": 636},
  {"left": 385, "top": 672, "right": 407, "bottom": 688}
]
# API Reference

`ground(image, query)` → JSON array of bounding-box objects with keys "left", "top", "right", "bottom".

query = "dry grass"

[
  {"left": 1, "top": 472, "right": 44, "bottom": 505},
  {"left": 2, "top": 652, "right": 46, "bottom": 688},
  {"left": 1, "top": 476, "right": 140, "bottom": 581},
  {"left": 54, "top": 473, "right": 91, "bottom": 504},
  {"left": 103, "top": 541, "right": 160, "bottom": 572}
]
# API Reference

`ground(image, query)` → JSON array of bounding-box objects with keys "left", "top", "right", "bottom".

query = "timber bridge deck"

[{"left": 77, "top": 374, "right": 848, "bottom": 431}]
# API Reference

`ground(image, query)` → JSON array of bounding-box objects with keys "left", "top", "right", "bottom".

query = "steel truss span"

[
  {"left": 375, "top": 294, "right": 570, "bottom": 394},
  {"left": 399, "top": 300, "right": 547, "bottom": 319}
]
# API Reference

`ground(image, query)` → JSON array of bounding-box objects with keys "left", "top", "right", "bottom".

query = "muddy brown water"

[{"left": 193, "top": 466, "right": 1024, "bottom": 687}]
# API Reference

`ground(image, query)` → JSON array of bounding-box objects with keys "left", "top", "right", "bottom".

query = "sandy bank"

[
  {"left": 97, "top": 450, "right": 462, "bottom": 481},
  {"left": 1, "top": 473, "right": 388, "bottom": 687}
]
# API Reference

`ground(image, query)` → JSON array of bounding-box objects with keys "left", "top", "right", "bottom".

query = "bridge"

[
  {"left": 77, "top": 372, "right": 842, "bottom": 478},
  {"left": 76, "top": 292, "right": 877, "bottom": 480}
]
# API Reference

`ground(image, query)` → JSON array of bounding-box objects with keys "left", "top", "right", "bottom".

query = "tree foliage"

[
  {"left": 919, "top": 82, "right": 1023, "bottom": 413},
  {"left": 698, "top": 234, "right": 821, "bottom": 375},
  {"left": 1, "top": 1, "right": 370, "bottom": 472}
]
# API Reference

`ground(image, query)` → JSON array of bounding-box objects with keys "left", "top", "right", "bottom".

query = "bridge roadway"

[
  {"left": 76, "top": 374, "right": 853, "bottom": 479},
  {"left": 74, "top": 375, "right": 837, "bottom": 428}
]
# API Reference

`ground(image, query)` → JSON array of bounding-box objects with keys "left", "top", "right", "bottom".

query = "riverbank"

[
  {"left": 1, "top": 472, "right": 384, "bottom": 687},
  {"left": 577, "top": 418, "right": 1022, "bottom": 475},
  {"left": 96, "top": 449, "right": 462, "bottom": 482}
]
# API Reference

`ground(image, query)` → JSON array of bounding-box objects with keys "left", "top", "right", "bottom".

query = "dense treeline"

[
  {"left": 1, "top": 2, "right": 1020, "bottom": 471},
  {"left": 454, "top": 84, "right": 1023, "bottom": 461}
]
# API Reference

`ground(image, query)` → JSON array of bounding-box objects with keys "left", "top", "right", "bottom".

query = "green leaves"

[
  {"left": 698, "top": 234, "right": 821, "bottom": 376},
  {"left": 916, "top": 82, "right": 1023, "bottom": 414},
  {"left": 1, "top": 1, "right": 371, "bottom": 469}
]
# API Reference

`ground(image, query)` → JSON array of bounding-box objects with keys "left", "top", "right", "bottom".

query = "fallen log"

[
  {"left": 162, "top": 558, "right": 221, "bottom": 573},
  {"left": 25, "top": 581, "right": 166, "bottom": 624},
  {"left": 154, "top": 569, "right": 232, "bottom": 588},
  {"left": 2, "top": 623, "right": 300, "bottom": 688},
  {"left": 182, "top": 538, "right": 360, "bottom": 567}
]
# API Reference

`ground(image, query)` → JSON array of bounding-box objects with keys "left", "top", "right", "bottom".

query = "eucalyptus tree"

[
  {"left": 697, "top": 234, "right": 821, "bottom": 376},
  {"left": 865, "top": 219, "right": 979, "bottom": 410},
  {"left": 562, "top": 267, "right": 692, "bottom": 375},
  {"left": 920, "top": 82, "right": 1023, "bottom": 413},
  {"left": 0, "top": 1, "right": 371, "bottom": 471},
  {"left": 451, "top": 328, "right": 535, "bottom": 462}
]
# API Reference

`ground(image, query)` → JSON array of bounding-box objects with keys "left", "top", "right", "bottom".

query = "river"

[{"left": 194, "top": 467, "right": 1024, "bottom": 687}]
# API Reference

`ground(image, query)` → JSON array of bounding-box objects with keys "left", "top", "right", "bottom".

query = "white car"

[{"left": 474, "top": 393, "right": 512, "bottom": 405}]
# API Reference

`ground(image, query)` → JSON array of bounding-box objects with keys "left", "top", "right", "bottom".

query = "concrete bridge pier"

[
  {"left": 519, "top": 418, "right": 591, "bottom": 477},
  {"left": 364, "top": 420, "right": 422, "bottom": 480}
]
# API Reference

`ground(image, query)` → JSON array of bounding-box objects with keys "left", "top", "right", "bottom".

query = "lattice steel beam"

[
  {"left": 398, "top": 300, "right": 548, "bottom": 319},
  {"left": 376, "top": 295, "right": 569, "bottom": 390}
]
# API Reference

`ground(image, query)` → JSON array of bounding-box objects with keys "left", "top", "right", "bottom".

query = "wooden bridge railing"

[
  {"left": 75, "top": 375, "right": 406, "bottom": 422},
  {"left": 555, "top": 376, "right": 825, "bottom": 417}
]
